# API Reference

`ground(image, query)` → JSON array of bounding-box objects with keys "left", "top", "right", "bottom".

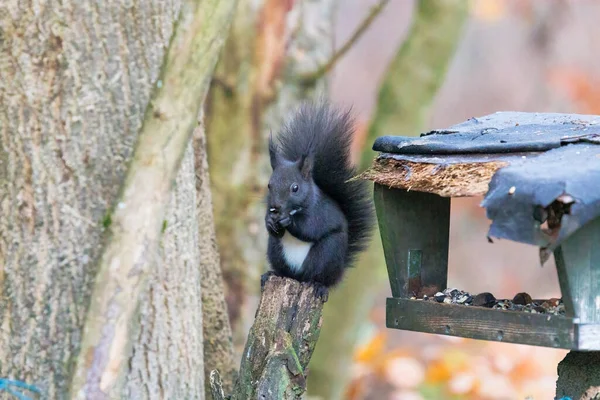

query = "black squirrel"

[{"left": 263, "top": 102, "right": 374, "bottom": 295}]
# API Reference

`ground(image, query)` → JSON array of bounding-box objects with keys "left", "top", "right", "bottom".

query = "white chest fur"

[{"left": 280, "top": 231, "right": 313, "bottom": 272}]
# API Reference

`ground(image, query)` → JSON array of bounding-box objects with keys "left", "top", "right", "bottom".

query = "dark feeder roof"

[{"left": 370, "top": 111, "right": 600, "bottom": 261}]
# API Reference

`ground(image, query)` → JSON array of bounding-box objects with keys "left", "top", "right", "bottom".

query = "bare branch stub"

[{"left": 231, "top": 276, "right": 326, "bottom": 399}]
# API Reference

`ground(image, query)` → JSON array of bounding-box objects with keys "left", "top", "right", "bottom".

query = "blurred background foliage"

[{"left": 204, "top": 0, "right": 600, "bottom": 398}]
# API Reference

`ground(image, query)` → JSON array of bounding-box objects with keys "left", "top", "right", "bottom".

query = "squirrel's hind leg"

[{"left": 300, "top": 231, "right": 348, "bottom": 288}]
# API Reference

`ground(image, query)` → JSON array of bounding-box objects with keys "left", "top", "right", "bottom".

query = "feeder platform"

[{"left": 363, "top": 111, "right": 600, "bottom": 351}]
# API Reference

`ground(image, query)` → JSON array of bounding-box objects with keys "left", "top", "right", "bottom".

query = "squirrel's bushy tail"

[{"left": 275, "top": 101, "right": 374, "bottom": 265}]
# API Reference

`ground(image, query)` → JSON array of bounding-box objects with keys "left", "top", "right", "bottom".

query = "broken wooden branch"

[{"left": 229, "top": 275, "right": 326, "bottom": 399}]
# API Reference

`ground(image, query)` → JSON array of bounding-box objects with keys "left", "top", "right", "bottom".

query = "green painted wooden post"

[
  {"left": 554, "top": 217, "right": 600, "bottom": 325},
  {"left": 373, "top": 183, "right": 451, "bottom": 298},
  {"left": 554, "top": 217, "right": 600, "bottom": 398}
]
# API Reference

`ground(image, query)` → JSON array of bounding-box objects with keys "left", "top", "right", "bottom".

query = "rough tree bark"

[
  {"left": 556, "top": 352, "right": 600, "bottom": 400},
  {"left": 125, "top": 144, "right": 205, "bottom": 399},
  {"left": 205, "top": 0, "right": 336, "bottom": 352},
  {"left": 308, "top": 1, "right": 469, "bottom": 398},
  {"left": 0, "top": 0, "right": 235, "bottom": 398}
]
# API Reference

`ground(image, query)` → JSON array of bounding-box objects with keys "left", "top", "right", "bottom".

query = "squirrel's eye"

[
  {"left": 291, "top": 184, "right": 299, "bottom": 193},
  {"left": 268, "top": 183, "right": 271, "bottom": 189}
]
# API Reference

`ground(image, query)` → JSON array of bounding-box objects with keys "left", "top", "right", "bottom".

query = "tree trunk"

[
  {"left": 556, "top": 352, "right": 600, "bottom": 400},
  {"left": 194, "top": 113, "right": 237, "bottom": 395},
  {"left": 124, "top": 143, "right": 205, "bottom": 399},
  {"left": 308, "top": 1, "right": 469, "bottom": 398},
  {"left": 0, "top": 0, "right": 235, "bottom": 398},
  {"left": 205, "top": 0, "right": 336, "bottom": 353}
]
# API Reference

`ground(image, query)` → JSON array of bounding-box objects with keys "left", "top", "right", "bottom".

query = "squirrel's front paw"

[{"left": 266, "top": 219, "right": 285, "bottom": 238}]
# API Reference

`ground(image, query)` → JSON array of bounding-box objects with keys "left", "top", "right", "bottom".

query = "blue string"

[{"left": 0, "top": 379, "right": 41, "bottom": 400}]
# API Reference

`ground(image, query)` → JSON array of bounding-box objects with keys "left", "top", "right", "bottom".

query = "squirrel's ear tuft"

[
  {"left": 299, "top": 154, "right": 313, "bottom": 179},
  {"left": 269, "top": 132, "right": 279, "bottom": 170}
]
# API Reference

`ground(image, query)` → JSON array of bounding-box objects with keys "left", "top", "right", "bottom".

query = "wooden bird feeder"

[{"left": 362, "top": 111, "right": 600, "bottom": 351}]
